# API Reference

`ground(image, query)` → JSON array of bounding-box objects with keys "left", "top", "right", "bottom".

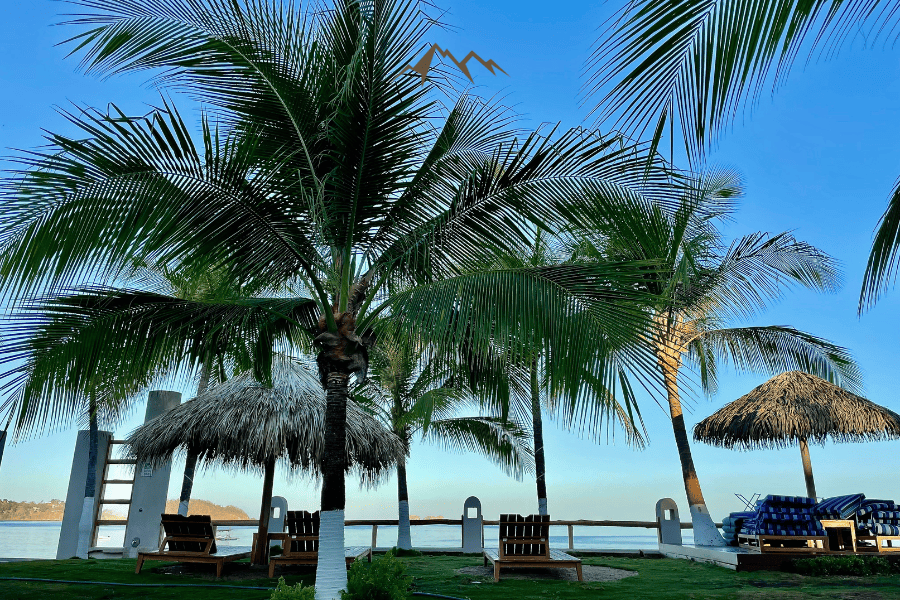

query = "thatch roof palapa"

[
  {"left": 127, "top": 356, "right": 405, "bottom": 483},
  {"left": 126, "top": 356, "right": 405, "bottom": 565},
  {"left": 693, "top": 370, "right": 900, "bottom": 499},
  {"left": 693, "top": 371, "right": 900, "bottom": 450}
]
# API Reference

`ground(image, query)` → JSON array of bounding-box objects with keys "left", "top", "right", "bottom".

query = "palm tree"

[
  {"left": 583, "top": 0, "right": 900, "bottom": 310},
  {"left": 498, "top": 232, "right": 649, "bottom": 517},
  {"left": 0, "top": 2, "right": 680, "bottom": 595},
  {"left": 577, "top": 170, "right": 861, "bottom": 544},
  {"left": 354, "top": 328, "right": 533, "bottom": 549}
]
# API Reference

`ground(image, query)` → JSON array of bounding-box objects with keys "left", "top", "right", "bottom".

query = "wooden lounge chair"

[
  {"left": 267, "top": 510, "right": 371, "bottom": 578},
  {"left": 482, "top": 514, "right": 582, "bottom": 582},
  {"left": 135, "top": 514, "right": 252, "bottom": 578}
]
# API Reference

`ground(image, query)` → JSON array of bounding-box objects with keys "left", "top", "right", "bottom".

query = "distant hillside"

[
  {"left": 164, "top": 499, "right": 250, "bottom": 520},
  {"left": 0, "top": 498, "right": 249, "bottom": 521},
  {"left": 0, "top": 499, "right": 66, "bottom": 521}
]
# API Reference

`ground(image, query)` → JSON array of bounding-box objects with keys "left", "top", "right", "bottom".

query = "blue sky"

[{"left": 1, "top": 1, "right": 899, "bottom": 525}]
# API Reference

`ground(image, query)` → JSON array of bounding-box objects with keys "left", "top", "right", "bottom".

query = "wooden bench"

[
  {"left": 267, "top": 510, "right": 371, "bottom": 578},
  {"left": 856, "top": 534, "right": 900, "bottom": 553},
  {"left": 482, "top": 514, "right": 582, "bottom": 582},
  {"left": 135, "top": 514, "right": 251, "bottom": 578}
]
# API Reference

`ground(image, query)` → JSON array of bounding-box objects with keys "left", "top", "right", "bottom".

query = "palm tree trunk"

[
  {"left": 178, "top": 364, "right": 211, "bottom": 516},
  {"left": 76, "top": 397, "right": 99, "bottom": 558},
  {"left": 315, "top": 370, "right": 349, "bottom": 600},
  {"left": 799, "top": 438, "right": 817, "bottom": 499},
  {"left": 530, "top": 359, "right": 548, "bottom": 516},
  {"left": 396, "top": 457, "right": 411, "bottom": 550},
  {"left": 177, "top": 451, "right": 198, "bottom": 516},
  {"left": 253, "top": 456, "right": 276, "bottom": 565},
  {"left": 658, "top": 346, "right": 725, "bottom": 547}
]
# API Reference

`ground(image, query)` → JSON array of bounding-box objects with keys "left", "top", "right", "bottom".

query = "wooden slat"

[
  {"left": 96, "top": 519, "right": 128, "bottom": 526},
  {"left": 99, "top": 499, "right": 131, "bottom": 504},
  {"left": 106, "top": 459, "right": 137, "bottom": 465},
  {"left": 102, "top": 479, "right": 134, "bottom": 485},
  {"left": 109, "top": 440, "right": 129, "bottom": 445}
]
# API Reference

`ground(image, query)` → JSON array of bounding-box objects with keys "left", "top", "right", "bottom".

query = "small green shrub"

[
  {"left": 340, "top": 551, "right": 412, "bottom": 600},
  {"left": 789, "top": 555, "right": 892, "bottom": 577},
  {"left": 270, "top": 576, "right": 315, "bottom": 600},
  {"left": 270, "top": 544, "right": 284, "bottom": 556}
]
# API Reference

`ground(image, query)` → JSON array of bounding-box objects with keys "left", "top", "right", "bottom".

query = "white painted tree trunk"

[
  {"left": 178, "top": 500, "right": 190, "bottom": 517},
  {"left": 690, "top": 504, "right": 727, "bottom": 547},
  {"left": 315, "top": 509, "right": 347, "bottom": 600},
  {"left": 538, "top": 497, "right": 548, "bottom": 516},
  {"left": 75, "top": 497, "right": 94, "bottom": 558},
  {"left": 397, "top": 500, "right": 412, "bottom": 549}
]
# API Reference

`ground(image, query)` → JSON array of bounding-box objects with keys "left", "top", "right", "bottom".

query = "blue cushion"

[
  {"left": 763, "top": 495, "right": 816, "bottom": 507},
  {"left": 858, "top": 500, "right": 896, "bottom": 517},
  {"left": 755, "top": 526, "right": 825, "bottom": 536},
  {"left": 813, "top": 494, "right": 866, "bottom": 519},
  {"left": 871, "top": 510, "right": 900, "bottom": 521},
  {"left": 859, "top": 521, "right": 900, "bottom": 536}
]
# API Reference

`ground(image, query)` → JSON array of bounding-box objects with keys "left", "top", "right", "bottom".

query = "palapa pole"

[
  {"left": 798, "top": 437, "right": 817, "bottom": 499},
  {"left": 253, "top": 456, "right": 277, "bottom": 565}
]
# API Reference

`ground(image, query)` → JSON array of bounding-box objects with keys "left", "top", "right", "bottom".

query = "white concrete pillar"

[
  {"left": 57, "top": 431, "right": 112, "bottom": 559},
  {"left": 124, "top": 390, "right": 181, "bottom": 558}
]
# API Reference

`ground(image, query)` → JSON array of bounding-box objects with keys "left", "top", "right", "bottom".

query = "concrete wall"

[
  {"left": 123, "top": 390, "right": 182, "bottom": 558},
  {"left": 57, "top": 430, "right": 112, "bottom": 559}
]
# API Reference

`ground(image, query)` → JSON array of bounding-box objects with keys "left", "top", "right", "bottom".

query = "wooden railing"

[{"left": 210, "top": 518, "right": 723, "bottom": 550}]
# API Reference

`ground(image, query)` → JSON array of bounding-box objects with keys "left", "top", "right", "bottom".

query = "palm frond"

[
  {"left": 0, "top": 287, "right": 318, "bottom": 438},
  {"left": 860, "top": 176, "right": 900, "bottom": 311},
  {"left": 690, "top": 324, "right": 863, "bottom": 395},
  {"left": 420, "top": 416, "right": 534, "bottom": 479},
  {"left": 586, "top": 0, "right": 897, "bottom": 163},
  {"left": 699, "top": 231, "right": 842, "bottom": 321},
  {"left": 0, "top": 102, "right": 325, "bottom": 301}
]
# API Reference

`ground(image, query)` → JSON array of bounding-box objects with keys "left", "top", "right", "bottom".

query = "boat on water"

[{"left": 215, "top": 528, "right": 237, "bottom": 541}]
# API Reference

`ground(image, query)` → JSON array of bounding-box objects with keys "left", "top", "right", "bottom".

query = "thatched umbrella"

[
  {"left": 127, "top": 357, "right": 405, "bottom": 564},
  {"left": 693, "top": 371, "right": 900, "bottom": 498}
]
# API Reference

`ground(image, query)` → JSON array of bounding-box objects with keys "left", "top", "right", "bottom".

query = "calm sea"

[{"left": 0, "top": 521, "right": 681, "bottom": 559}]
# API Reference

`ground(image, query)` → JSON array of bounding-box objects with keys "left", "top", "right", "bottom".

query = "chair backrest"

[
  {"left": 160, "top": 514, "right": 217, "bottom": 554},
  {"left": 499, "top": 513, "right": 550, "bottom": 557},
  {"left": 285, "top": 510, "right": 320, "bottom": 553}
]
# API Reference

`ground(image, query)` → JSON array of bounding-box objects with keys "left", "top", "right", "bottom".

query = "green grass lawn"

[{"left": 0, "top": 555, "right": 898, "bottom": 599}]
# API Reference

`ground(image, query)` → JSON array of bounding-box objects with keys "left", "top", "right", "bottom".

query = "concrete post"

[
  {"left": 461, "top": 496, "right": 483, "bottom": 553},
  {"left": 123, "top": 390, "right": 181, "bottom": 558},
  {"left": 656, "top": 497, "right": 682, "bottom": 546},
  {"left": 57, "top": 430, "right": 112, "bottom": 559},
  {"left": 269, "top": 496, "right": 288, "bottom": 549}
]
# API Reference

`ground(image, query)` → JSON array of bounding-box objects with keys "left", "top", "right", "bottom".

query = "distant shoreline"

[{"left": 0, "top": 519, "right": 62, "bottom": 522}]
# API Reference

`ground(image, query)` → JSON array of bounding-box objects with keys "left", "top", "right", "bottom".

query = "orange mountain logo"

[{"left": 406, "top": 44, "right": 508, "bottom": 84}]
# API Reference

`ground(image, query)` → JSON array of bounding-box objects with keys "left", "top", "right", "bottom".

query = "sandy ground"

[{"left": 456, "top": 564, "right": 638, "bottom": 582}]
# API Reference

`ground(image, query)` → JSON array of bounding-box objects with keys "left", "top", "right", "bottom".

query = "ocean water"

[{"left": 0, "top": 521, "right": 680, "bottom": 559}]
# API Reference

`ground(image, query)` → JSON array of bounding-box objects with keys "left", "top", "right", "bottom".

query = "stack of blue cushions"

[
  {"left": 811, "top": 494, "right": 900, "bottom": 537},
  {"left": 721, "top": 511, "right": 756, "bottom": 545},
  {"left": 736, "top": 495, "right": 825, "bottom": 538},
  {"left": 857, "top": 499, "right": 900, "bottom": 537}
]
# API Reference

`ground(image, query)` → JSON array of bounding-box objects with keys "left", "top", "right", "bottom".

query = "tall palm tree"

[
  {"left": 584, "top": 0, "right": 900, "bottom": 310},
  {"left": 0, "top": 2, "right": 680, "bottom": 595},
  {"left": 577, "top": 170, "right": 861, "bottom": 544},
  {"left": 354, "top": 328, "right": 533, "bottom": 549},
  {"left": 499, "top": 232, "right": 648, "bottom": 517}
]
